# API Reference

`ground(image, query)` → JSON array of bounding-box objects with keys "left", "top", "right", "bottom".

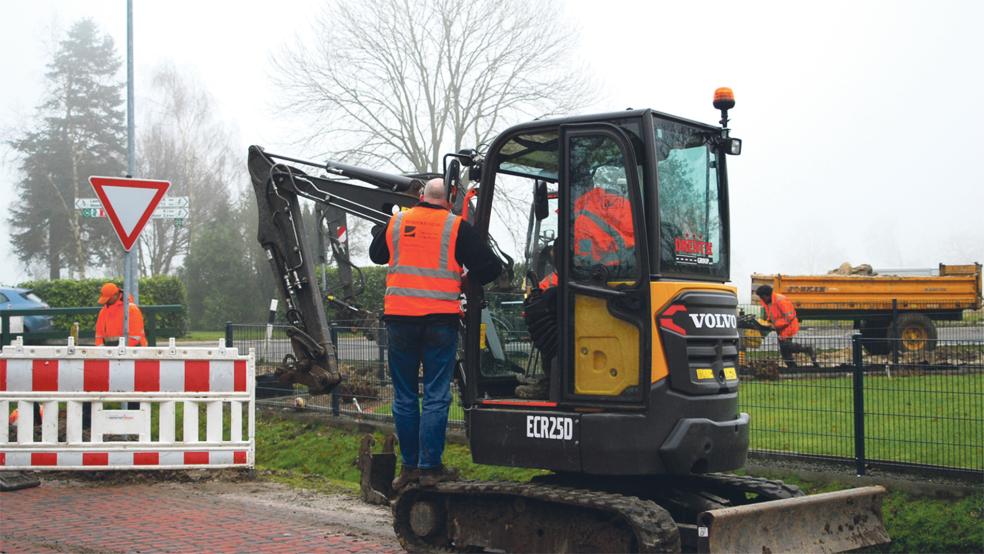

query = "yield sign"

[{"left": 88, "top": 176, "right": 171, "bottom": 251}]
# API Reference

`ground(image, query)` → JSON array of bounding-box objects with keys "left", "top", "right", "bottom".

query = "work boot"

[
  {"left": 391, "top": 466, "right": 418, "bottom": 492},
  {"left": 515, "top": 377, "right": 549, "bottom": 399},
  {"left": 806, "top": 346, "right": 819, "bottom": 366},
  {"left": 418, "top": 465, "right": 459, "bottom": 487}
]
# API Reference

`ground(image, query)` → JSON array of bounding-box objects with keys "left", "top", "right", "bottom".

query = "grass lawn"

[
  {"left": 254, "top": 413, "right": 545, "bottom": 490},
  {"left": 178, "top": 330, "right": 227, "bottom": 342},
  {"left": 252, "top": 413, "right": 983, "bottom": 553},
  {"left": 741, "top": 373, "right": 984, "bottom": 470}
]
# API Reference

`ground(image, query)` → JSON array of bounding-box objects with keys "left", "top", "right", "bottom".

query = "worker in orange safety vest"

[
  {"left": 370, "top": 178, "right": 501, "bottom": 491},
  {"left": 756, "top": 284, "right": 817, "bottom": 368},
  {"left": 94, "top": 282, "right": 148, "bottom": 346}
]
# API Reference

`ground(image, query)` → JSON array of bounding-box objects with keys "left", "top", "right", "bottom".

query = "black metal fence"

[
  {"left": 740, "top": 335, "right": 983, "bottom": 477},
  {"left": 227, "top": 322, "right": 466, "bottom": 426},
  {"left": 1, "top": 305, "right": 185, "bottom": 346},
  {"left": 229, "top": 322, "right": 984, "bottom": 477}
]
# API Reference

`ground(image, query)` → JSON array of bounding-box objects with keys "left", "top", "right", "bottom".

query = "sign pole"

[{"left": 123, "top": 0, "right": 135, "bottom": 346}]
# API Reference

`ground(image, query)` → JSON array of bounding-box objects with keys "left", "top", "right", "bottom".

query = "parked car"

[{"left": 0, "top": 286, "right": 55, "bottom": 337}]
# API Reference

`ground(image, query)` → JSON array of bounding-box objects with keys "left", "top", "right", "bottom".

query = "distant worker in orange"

[
  {"left": 756, "top": 285, "right": 817, "bottom": 368},
  {"left": 94, "top": 282, "right": 148, "bottom": 346}
]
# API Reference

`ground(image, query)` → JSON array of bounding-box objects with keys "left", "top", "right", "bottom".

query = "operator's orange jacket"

[
  {"left": 538, "top": 272, "right": 558, "bottom": 291},
  {"left": 95, "top": 295, "right": 148, "bottom": 346},
  {"left": 384, "top": 206, "right": 464, "bottom": 317},
  {"left": 759, "top": 293, "right": 800, "bottom": 339},
  {"left": 573, "top": 187, "right": 635, "bottom": 266}
]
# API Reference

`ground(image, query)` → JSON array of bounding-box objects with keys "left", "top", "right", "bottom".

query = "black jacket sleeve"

[
  {"left": 369, "top": 223, "right": 389, "bottom": 264},
  {"left": 455, "top": 220, "right": 502, "bottom": 286}
]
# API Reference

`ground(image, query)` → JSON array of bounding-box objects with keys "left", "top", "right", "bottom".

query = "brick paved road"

[{"left": 0, "top": 481, "right": 402, "bottom": 553}]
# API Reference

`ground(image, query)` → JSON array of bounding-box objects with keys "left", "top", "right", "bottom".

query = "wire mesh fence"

[
  {"left": 229, "top": 322, "right": 466, "bottom": 426},
  {"left": 740, "top": 335, "right": 984, "bottom": 474},
  {"left": 230, "top": 322, "right": 984, "bottom": 476}
]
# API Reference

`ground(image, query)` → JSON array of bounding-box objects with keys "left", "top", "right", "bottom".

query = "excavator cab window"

[{"left": 653, "top": 117, "right": 729, "bottom": 280}]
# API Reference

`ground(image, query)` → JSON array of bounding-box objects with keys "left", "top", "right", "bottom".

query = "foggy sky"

[{"left": 1, "top": 0, "right": 981, "bottom": 301}]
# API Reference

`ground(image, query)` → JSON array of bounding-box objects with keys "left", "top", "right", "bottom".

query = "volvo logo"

[{"left": 688, "top": 313, "right": 737, "bottom": 329}]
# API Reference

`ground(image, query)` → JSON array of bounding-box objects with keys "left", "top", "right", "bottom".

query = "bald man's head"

[{"left": 422, "top": 178, "right": 450, "bottom": 208}]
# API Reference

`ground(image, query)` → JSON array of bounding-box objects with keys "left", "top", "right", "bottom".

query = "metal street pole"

[{"left": 123, "top": 0, "right": 135, "bottom": 346}]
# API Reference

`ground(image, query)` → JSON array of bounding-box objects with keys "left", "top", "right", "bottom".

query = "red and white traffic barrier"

[{"left": 1, "top": 337, "right": 254, "bottom": 471}]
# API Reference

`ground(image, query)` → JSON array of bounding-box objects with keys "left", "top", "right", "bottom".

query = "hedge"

[{"left": 17, "top": 276, "right": 188, "bottom": 336}]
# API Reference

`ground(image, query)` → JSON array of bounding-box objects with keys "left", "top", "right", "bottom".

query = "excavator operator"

[
  {"left": 571, "top": 185, "right": 635, "bottom": 274},
  {"left": 369, "top": 178, "right": 502, "bottom": 491},
  {"left": 756, "top": 284, "right": 817, "bottom": 368},
  {"left": 519, "top": 184, "right": 635, "bottom": 399}
]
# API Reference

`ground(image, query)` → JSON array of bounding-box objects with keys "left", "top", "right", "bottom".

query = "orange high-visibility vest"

[
  {"left": 95, "top": 295, "right": 148, "bottom": 346},
  {"left": 538, "top": 272, "right": 558, "bottom": 291},
  {"left": 384, "top": 206, "right": 464, "bottom": 317},
  {"left": 760, "top": 293, "right": 800, "bottom": 339},
  {"left": 573, "top": 188, "right": 635, "bottom": 266}
]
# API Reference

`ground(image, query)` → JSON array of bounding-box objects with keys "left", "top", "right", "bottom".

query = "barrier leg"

[
  {"left": 206, "top": 401, "right": 223, "bottom": 442},
  {"left": 183, "top": 401, "right": 199, "bottom": 442},
  {"left": 17, "top": 401, "right": 33, "bottom": 444},
  {"left": 67, "top": 401, "right": 83, "bottom": 443},
  {"left": 42, "top": 401, "right": 59, "bottom": 443},
  {"left": 160, "top": 401, "right": 176, "bottom": 443},
  {"left": 138, "top": 403, "right": 152, "bottom": 443},
  {"left": 0, "top": 401, "right": 7, "bottom": 443},
  {"left": 231, "top": 401, "right": 243, "bottom": 442}
]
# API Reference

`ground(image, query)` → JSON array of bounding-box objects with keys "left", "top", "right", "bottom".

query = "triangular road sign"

[{"left": 89, "top": 176, "right": 171, "bottom": 251}]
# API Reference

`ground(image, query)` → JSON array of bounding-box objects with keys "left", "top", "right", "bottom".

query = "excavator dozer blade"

[
  {"left": 697, "top": 485, "right": 889, "bottom": 554},
  {"left": 358, "top": 434, "right": 397, "bottom": 505}
]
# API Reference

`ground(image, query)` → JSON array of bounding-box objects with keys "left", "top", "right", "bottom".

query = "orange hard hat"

[{"left": 98, "top": 282, "right": 121, "bottom": 305}]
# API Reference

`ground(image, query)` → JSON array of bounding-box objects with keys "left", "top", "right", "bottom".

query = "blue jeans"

[{"left": 386, "top": 320, "right": 458, "bottom": 469}]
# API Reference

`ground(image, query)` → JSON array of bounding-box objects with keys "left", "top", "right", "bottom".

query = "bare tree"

[
  {"left": 273, "top": 0, "right": 593, "bottom": 173},
  {"left": 136, "top": 64, "right": 241, "bottom": 275}
]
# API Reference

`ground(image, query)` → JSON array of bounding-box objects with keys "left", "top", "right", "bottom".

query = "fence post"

[
  {"left": 1, "top": 313, "right": 9, "bottom": 347},
  {"left": 852, "top": 334, "right": 866, "bottom": 476},
  {"left": 331, "top": 389, "right": 341, "bottom": 417},
  {"left": 329, "top": 322, "right": 340, "bottom": 417},
  {"left": 376, "top": 326, "right": 387, "bottom": 382},
  {"left": 225, "top": 321, "right": 233, "bottom": 348},
  {"left": 891, "top": 298, "right": 899, "bottom": 367},
  {"left": 146, "top": 309, "right": 157, "bottom": 346}
]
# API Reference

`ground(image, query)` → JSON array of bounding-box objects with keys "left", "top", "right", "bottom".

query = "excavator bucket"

[
  {"left": 697, "top": 485, "right": 890, "bottom": 553},
  {"left": 357, "top": 434, "right": 397, "bottom": 505}
]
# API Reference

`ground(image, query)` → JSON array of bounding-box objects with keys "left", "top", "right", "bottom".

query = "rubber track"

[
  {"left": 393, "top": 480, "right": 681, "bottom": 553},
  {"left": 693, "top": 473, "right": 805, "bottom": 500}
]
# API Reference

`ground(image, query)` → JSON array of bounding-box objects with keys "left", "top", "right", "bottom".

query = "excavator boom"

[{"left": 246, "top": 145, "right": 419, "bottom": 393}]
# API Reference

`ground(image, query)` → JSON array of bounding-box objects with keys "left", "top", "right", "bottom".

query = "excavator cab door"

[{"left": 557, "top": 124, "right": 650, "bottom": 404}]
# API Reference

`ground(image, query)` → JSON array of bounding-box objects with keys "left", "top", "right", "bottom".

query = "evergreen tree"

[
  {"left": 7, "top": 19, "right": 126, "bottom": 278},
  {"left": 183, "top": 197, "right": 263, "bottom": 329}
]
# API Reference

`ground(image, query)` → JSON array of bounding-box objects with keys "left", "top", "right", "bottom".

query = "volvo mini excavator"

[{"left": 247, "top": 89, "right": 890, "bottom": 553}]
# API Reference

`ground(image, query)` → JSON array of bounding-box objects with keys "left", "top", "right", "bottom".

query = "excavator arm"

[{"left": 247, "top": 145, "right": 421, "bottom": 394}]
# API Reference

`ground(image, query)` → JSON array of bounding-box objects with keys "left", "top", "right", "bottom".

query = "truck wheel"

[
  {"left": 891, "top": 313, "right": 938, "bottom": 352},
  {"left": 859, "top": 319, "right": 890, "bottom": 355}
]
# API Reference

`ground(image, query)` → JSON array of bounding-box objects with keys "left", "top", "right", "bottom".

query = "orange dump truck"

[{"left": 751, "top": 263, "right": 982, "bottom": 353}]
